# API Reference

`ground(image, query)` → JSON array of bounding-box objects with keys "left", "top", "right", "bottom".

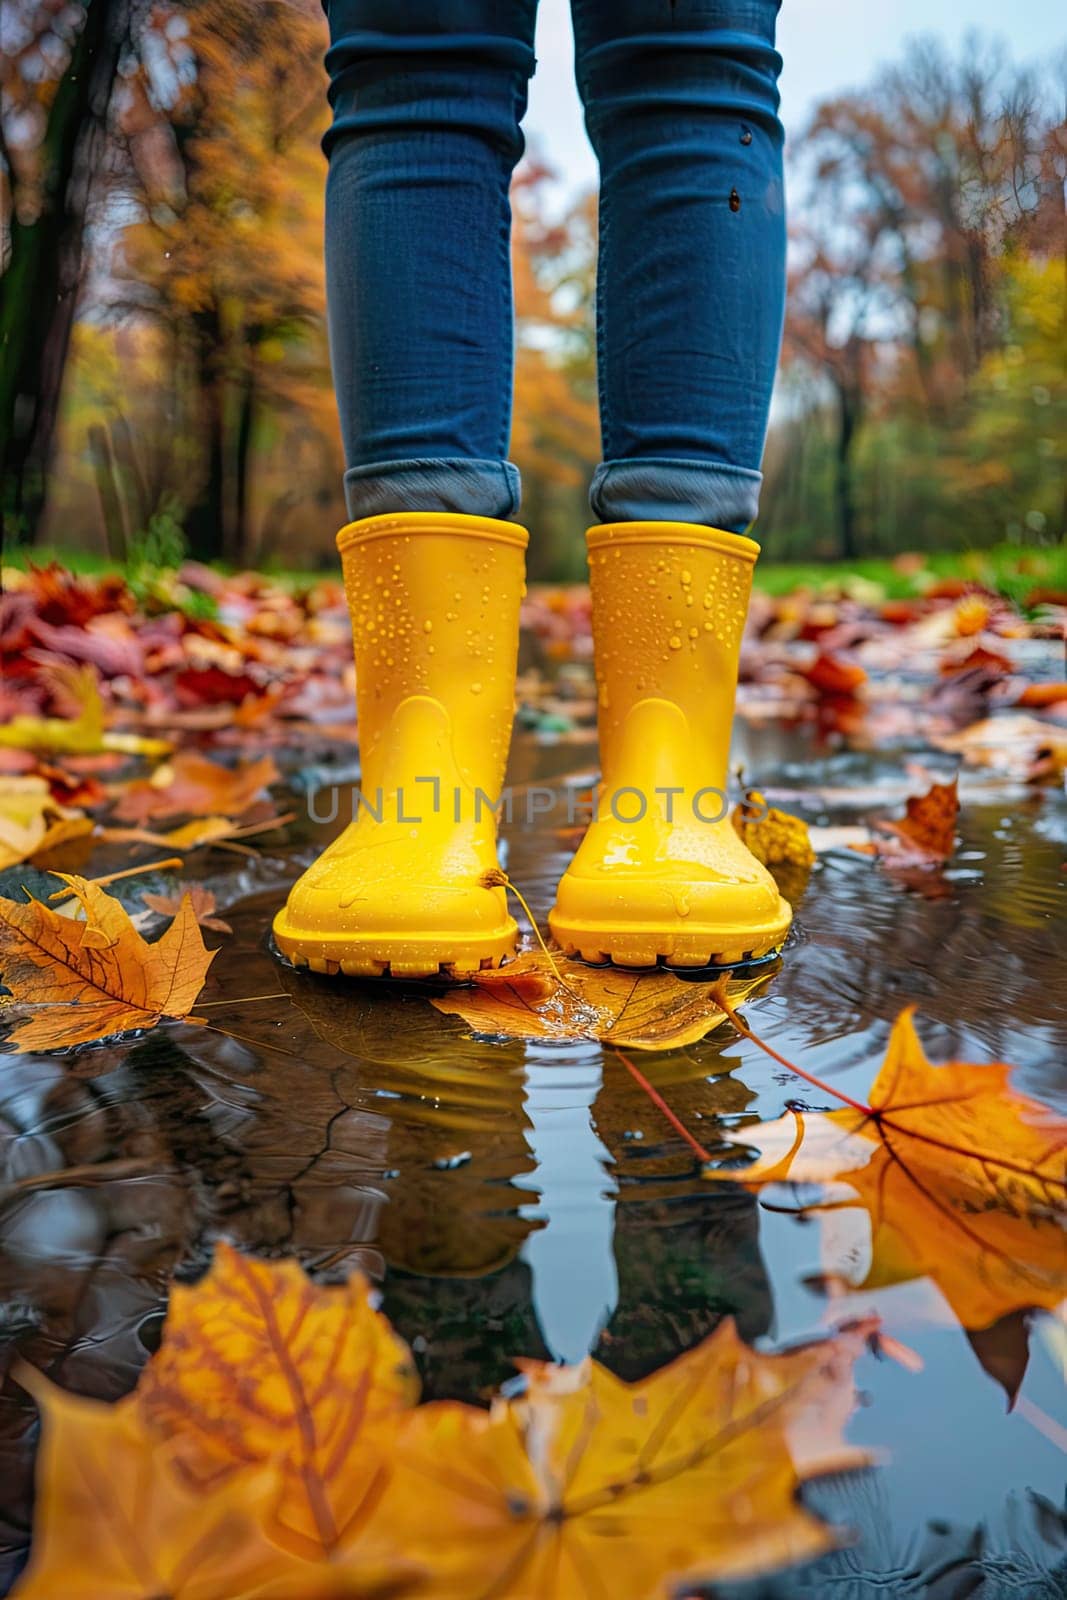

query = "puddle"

[{"left": 1, "top": 710, "right": 1065, "bottom": 1593}]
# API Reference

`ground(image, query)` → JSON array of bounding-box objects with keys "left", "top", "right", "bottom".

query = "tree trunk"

[
  {"left": 230, "top": 349, "right": 258, "bottom": 567},
  {"left": 184, "top": 313, "right": 227, "bottom": 562},
  {"left": 0, "top": 0, "right": 130, "bottom": 553},
  {"left": 834, "top": 382, "right": 860, "bottom": 563}
]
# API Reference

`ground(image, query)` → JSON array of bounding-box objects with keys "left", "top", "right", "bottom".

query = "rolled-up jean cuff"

[
  {"left": 343, "top": 458, "right": 522, "bottom": 522},
  {"left": 590, "top": 459, "right": 762, "bottom": 533}
]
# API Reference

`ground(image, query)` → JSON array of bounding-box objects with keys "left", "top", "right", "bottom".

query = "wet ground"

[{"left": 2, "top": 682, "right": 1066, "bottom": 1595}]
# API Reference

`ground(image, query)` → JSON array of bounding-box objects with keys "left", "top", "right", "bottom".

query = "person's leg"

[
  {"left": 276, "top": 4, "right": 538, "bottom": 979},
  {"left": 573, "top": 0, "right": 785, "bottom": 532},
  {"left": 549, "top": 1, "right": 790, "bottom": 968},
  {"left": 323, "top": 0, "right": 537, "bottom": 520}
]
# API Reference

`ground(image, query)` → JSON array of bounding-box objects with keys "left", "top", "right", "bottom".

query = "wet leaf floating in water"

[
  {"left": 134, "top": 1242, "right": 419, "bottom": 1560},
  {"left": 99, "top": 810, "right": 295, "bottom": 855},
  {"left": 141, "top": 883, "right": 233, "bottom": 934},
  {"left": 432, "top": 949, "right": 768, "bottom": 1050},
  {"left": 707, "top": 1004, "right": 1067, "bottom": 1336},
  {"left": 13, "top": 1245, "right": 881, "bottom": 1600},
  {"left": 0, "top": 874, "right": 215, "bottom": 1049},
  {"left": 858, "top": 775, "right": 960, "bottom": 866}
]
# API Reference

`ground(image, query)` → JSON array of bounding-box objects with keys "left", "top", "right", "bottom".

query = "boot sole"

[
  {"left": 548, "top": 916, "right": 790, "bottom": 972},
  {"left": 271, "top": 915, "right": 518, "bottom": 981}
]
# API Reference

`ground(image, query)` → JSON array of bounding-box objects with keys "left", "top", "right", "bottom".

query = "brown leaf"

[
  {"left": 0, "top": 875, "right": 215, "bottom": 1049},
  {"left": 142, "top": 884, "right": 233, "bottom": 934},
  {"left": 113, "top": 751, "right": 279, "bottom": 824},
  {"left": 856, "top": 776, "right": 959, "bottom": 867},
  {"left": 432, "top": 950, "right": 767, "bottom": 1050}
]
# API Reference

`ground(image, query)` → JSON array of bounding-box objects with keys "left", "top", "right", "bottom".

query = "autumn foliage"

[{"left": 13, "top": 1244, "right": 881, "bottom": 1599}]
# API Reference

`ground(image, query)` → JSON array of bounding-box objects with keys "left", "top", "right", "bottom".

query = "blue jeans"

[{"left": 324, "top": 0, "right": 784, "bottom": 534}]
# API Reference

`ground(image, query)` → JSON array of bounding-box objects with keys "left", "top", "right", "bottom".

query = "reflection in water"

[
  {"left": 0, "top": 721, "right": 1065, "bottom": 1593},
  {"left": 520, "top": 1043, "right": 618, "bottom": 1364}
]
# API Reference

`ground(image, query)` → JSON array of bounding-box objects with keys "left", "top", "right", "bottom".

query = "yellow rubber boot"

[
  {"left": 274, "top": 512, "right": 527, "bottom": 978},
  {"left": 549, "top": 521, "right": 792, "bottom": 968}
]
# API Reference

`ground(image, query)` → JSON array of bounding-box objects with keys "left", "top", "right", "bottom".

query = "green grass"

[{"left": 5, "top": 540, "right": 1065, "bottom": 608}]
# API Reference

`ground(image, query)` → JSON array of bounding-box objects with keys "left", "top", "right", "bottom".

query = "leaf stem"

[
  {"left": 46, "top": 858, "right": 184, "bottom": 899},
  {"left": 612, "top": 1047, "right": 714, "bottom": 1163},
  {"left": 711, "top": 978, "right": 875, "bottom": 1118}
]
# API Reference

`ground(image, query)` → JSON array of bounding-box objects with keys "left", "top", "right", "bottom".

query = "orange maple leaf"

[
  {"left": 0, "top": 874, "right": 215, "bottom": 1049},
  {"left": 707, "top": 1008, "right": 1067, "bottom": 1336}
]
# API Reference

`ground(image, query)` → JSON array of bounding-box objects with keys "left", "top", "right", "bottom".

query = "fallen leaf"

[
  {"left": 0, "top": 776, "right": 93, "bottom": 871},
  {"left": 142, "top": 884, "right": 233, "bottom": 934},
  {"left": 938, "top": 643, "right": 1013, "bottom": 678},
  {"left": 432, "top": 950, "right": 767, "bottom": 1050},
  {"left": 732, "top": 793, "right": 815, "bottom": 869},
  {"left": 113, "top": 751, "right": 279, "bottom": 823},
  {"left": 707, "top": 1009, "right": 1067, "bottom": 1336},
  {"left": 98, "top": 811, "right": 293, "bottom": 853},
  {"left": 0, "top": 661, "right": 169, "bottom": 757},
  {"left": 935, "top": 714, "right": 1067, "bottom": 783},
  {"left": 800, "top": 652, "right": 867, "bottom": 696},
  {"left": 369, "top": 1316, "right": 878, "bottom": 1598},
  {"left": 0, "top": 874, "right": 214, "bottom": 1049},
  {"left": 1015, "top": 683, "right": 1067, "bottom": 710},
  {"left": 13, "top": 1246, "right": 878, "bottom": 1600},
  {"left": 11, "top": 1367, "right": 294, "bottom": 1600},
  {"left": 854, "top": 776, "right": 959, "bottom": 866},
  {"left": 173, "top": 665, "right": 263, "bottom": 706},
  {"left": 134, "top": 1242, "right": 418, "bottom": 1559}
]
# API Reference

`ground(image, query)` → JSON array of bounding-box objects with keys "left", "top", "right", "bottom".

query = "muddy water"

[{"left": 1, "top": 715, "right": 1065, "bottom": 1594}]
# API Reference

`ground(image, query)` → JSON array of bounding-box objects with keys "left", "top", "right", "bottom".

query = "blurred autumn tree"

[
  {"left": 2, "top": 16, "right": 1062, "bottom": 570},
  {"left": 762, "top": 37, "right": 1065, "bottom": 559},
  {"left": 1, "top": 0, "right": 143, "bottom": 545}
]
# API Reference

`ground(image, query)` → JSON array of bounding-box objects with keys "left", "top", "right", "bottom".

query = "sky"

[{"left": 525, "top": 0, "right": 1065, "bottom": 192}]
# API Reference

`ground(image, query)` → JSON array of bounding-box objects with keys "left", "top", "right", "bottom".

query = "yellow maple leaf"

[
  {"left": 0, "top": 874, "right": 215, "bottom": 1049},
  {"left": 0, "top": 776, "right": 93, "bottom": 871},
  {"left": 368, "top": 1316, "right": 876, "bottom": 1598},
  {"left": 10, "top": 1365, "right": 307, "bottom": 1600},
  {"left": 14, "top": 1247, "right": 879, "bottom": 1600}
]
